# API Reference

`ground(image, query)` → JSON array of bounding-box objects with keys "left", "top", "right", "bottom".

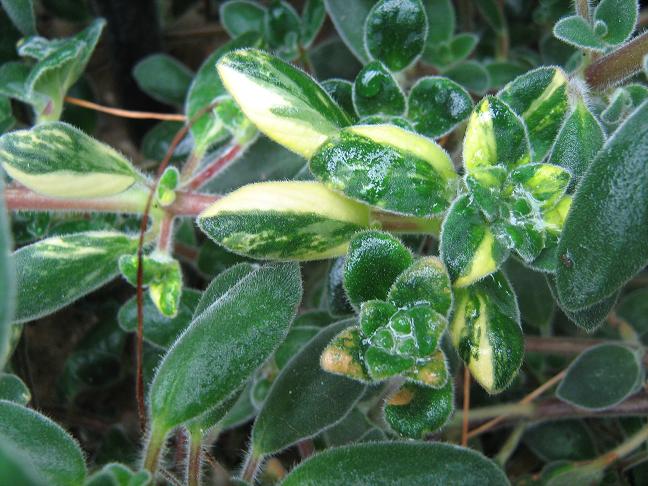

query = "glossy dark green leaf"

[
  {"left": 253, "top": 320, "right": 365, "bottom": 455},
  {"left": 556, "top": 343, "right": 642, "bottom": 410},
  {"left": 0, "top": 400, "right": 86, "bottom": 486},
  {"left": 133, "top": 54, "right": 192, "bottom": 106},
  {"left": 185, "top": 32, "right": 263, "bottom": 156},
  {"left": 523, "top": 420, "right": 596, "bottom": 462},
  {"left": 280, "top": 441, "right": 509, "bottom": 485},
  {"left": 322, "top": 79, "right": 356, "bottom": 120},
  {"left": 593, "top": 0, "right": 638, "bottom": 45},
  {"left": 0, "top": 374, "right": 29, "bottom": 405},
  {"left": 265, "top": 1, "right": 301, "bottom": 60},
  {"left": 384, "top": 380, "right": 454, "bottom": 438},
  {"left": 441, "top": 195, "right": 509, "bottom": 287},
  {"left": 423, "top": 0, "right": 454, "bottom": 44},
  {"left": 301, "top": 0, "right": 326, "bottom": 47},
  {"left": 408, "top": 76, "right": 472, "bottom": 138},
  {"left": 149, "top": 262, "right": 301, "bottom": 430},
  {"left": 0, "top": 0, "right": 35, "bottom": 35},
  {"left": 553, "top": 16, "right": 606, "bottom": 51},
  {"left": 353, "top": 60, "right": 406, "bottom": 117},
  {"left": 548, "top": 100, "right": 604, "bottom": 191},
  {"left": 444, "top": 60, "right": 490, "bottom": 94},
  {"left": 364, "top": 0, "right": 427, "bottom": 72},
  {"left": 556, "top": 101, "right": 648, "bottom": 311},
  {"left": 498, "top": 67, "right": 569, "bottom": 161},
  {"left": 13, "top": 231, "right": 136, "bottom": 323},
  {"left": 324, "top": 0, "right": 376, "bottom": 63},
  {"left": 220, "top": 1, "right": 266, "bottom": 38},
  {"left": 344, "top": 230, "right": 413, "bottom": 306},
  {"left": 118, "top": 290, "right": 200, "bottom": 349},
  {"left": 310, "top": 124, "right": 457, "bottom": 217}
]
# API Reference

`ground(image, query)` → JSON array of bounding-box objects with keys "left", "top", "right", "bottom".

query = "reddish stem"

[
  {"left": 183, "top": 144, "right": 241, "bottom": 192},
  {"left": 157, "top": 213, "right": 175, "bottom": 253},
  {"left": 169, "top": 192, "right": 219, "bottom": 216}
]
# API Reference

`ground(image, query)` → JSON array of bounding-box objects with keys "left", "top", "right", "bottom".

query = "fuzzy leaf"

[
  {"left": 384, "top": 380, "right": 453, "bottom": 438},
  {"left": 344, "top": 230, "right": 413, "bottom": 306},
  {"left": 197, "top": 181, "right": 370, "bottom": 260},
  {"left": 301, "top": 0, "right": 326, "bottom": 47},
  {"left": 253, "top": 320, "right": 365, "bottom": 455},
  {"left": 220, "top": 1, "right": 266, "bottom": 38},
  {"left": 408, "top": 76, "right": 473, "bottom": 138},
  {"left": 556, "top": 101, "right": 648, "bottom": 311},
  {"left": 557, "top": 344, "right": 642, "bottom": 410},
  {"left": 450, "top": 271, "right": 523, "bottom": 394},
  {"left": 279, "top": 441, "right": 509, "bottom": 485},
  {"left": 352, "top": 60, "right": 406, "bottom": 117},
  {"left": 323, "top": 0, "right": 375, "bottom": 63},
  {"left": 264, "top": 1, "right": 301, "bottom": 60},
  {"left": 0, "top": 400, "right": 86, "bottom": 486},
  {"left": 593, "top": 0, "right": 638, "bottom": 45},
  {"left": 133, "top": 54, "right": 192, "bottom": 106},
  {"left": 322, "top": 79, "right": 356, "bottom": 120},
  {"left": 0, "top": 374, "right": 30, "bottom": 405},
  {"left": 149, "top": 262, "right": 301, "bottom": 429},
  {"left": 311, "top": 124, "right": 457, "bottom": 217},
  {"left": 553, "top": 16, "right": 606, "bottom": 52},
  {"left": 498, "top": 67, "right": 569, "bottom": 161},
  {"left": 0, "top": 122, "right": 140, "bottom": 198},
  {"left": 0, "top": 179, "right": 13, "bottom": 368},
  {"left": 444, "top": 60, "right": 490, "bottom": 94},
  {"left": 441, "top": 195, "right": 509, "bottom": 287},
  {"left": 13, "top": 232, "right": 136, "bottom": 323},
  {"left": 423, "top": 0, "right": 455, "bottom": 44},
  {"left": 321, "top": 326, "right": 370, "bottom": 382},
  {"left": 1, "top": 0, "right": 35, "bottom": 35},
  {"left": 217, "top": 48, "right": 351, "bottom": 158},
  {"left": 509, "top": 163, "right": 571, "bottom": 210},
  {"left": 364, "top": 0, "right": 427, "bottom": 72}
]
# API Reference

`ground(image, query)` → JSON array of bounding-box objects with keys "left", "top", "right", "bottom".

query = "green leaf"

[
  {"left": 352, "top": 60, "right": 406, "bottom": 117},
  {"left": 343, "top": 230, "right": 413, "bottom": 306},
  {"left": 253, "top": 320, "right": 365, "bottom": 455},
  {"left": 387, "top": 256, "right": 452, "bottom": 317},
  {"left": 541, "top": 460, "right": 604, "bottom": 486},
  {"left": 197, "top": 181, "right": 370, "bottom": 260},
  {"left": 444, "top": 60, "right": 490, "bottom": 94},
  {"left": 423, "top": 0, "right": 455, "bottom": 44},
  {"left": 0, "top": 437, "right": 48, "bottom": 486},
  {"left": 274, "top": 326, "right": 320, "bottom": 369},
  {"left": 408, "top": 76, "right": 473, "bottom": 138},
  {"left": 327, "top": 257, "right": 354, "bottom": 316},
  {"left": 118, "top": 290, "right": 200, "bottom": 349},
  {"left": 0, "top": 0, "right": 35, "bottom": 35},
  {"left": 509, "top": 163, "right": 571, "bottom": 210},
  {"left": 85, "top": 463, "right": 151, "bottom": 486},
  {"left": 553, "top": 16, "right": 606, "bottom": 52},
  {"left": 322, "top": 79, "right": 356, "bottom": 121},
  {"left": 504, "top": 259, "right": 554, "bottom": 330},
  {"left": 498, "top": 66, "right": 569, "bottom": 161},
  {"left": 441, "top": 195, "right": 509, "bottom": 287},
  {"left": 450, "top": 271, "right": 523, "bottom": 394},
  {"left": 133, "top": 54, "right": 193, "bottom": 106},
  {"left": 324, "top": 0, "right": 376, "bottom": 63},
  {"left": 556, "top": 343, "right": 642, "bottom": 410},
  {"left": 523, "top": 420, "right": 596, "bottom": 462},
  {"left": 548, "top": 100, "right": 605, "bottom": 191},
  {"left": 185, "top": 32, "right": 264, "bottom": 156},
  {"left": 0, "top": 122, "right": 140, "bottom": 198},
  {"left": 193, "top": 262, "right": 255, "bottom": 318},
  {"left": 149, "top": 262, "right": 301, "bottom": 430},
  {"left": 474, "top": 0, "right": 506, "bottom": 33},
  {"left": 463, "top": 96, "right": 531, "bottom": 173},
  {"left": 0, "top": 179, "right": 13, "bottom": 368},
  {"left": 140, "top": 121, "right": 191, "bottom": 163},
  {"left": 593, "top": 0, "right": 638, "bottom": 45},
  {"left": 384, "top": 380, "right": 454, "bottom": 438},
  {"left": 485, "top": 61, "right": 527, "bottom": 89},
  {"left": 13, "top": 231, "right": 136, "bottom": 323},
  {"left": 310, "top": 124, "right": 457, "bottom": 217},
  {"left": 617, "top": 289, "right": 648, "bottom": 341},
  {"left": 556, "top": 101, "right": 648, "bottom": 311},
  {"left": 0, "top": 374, "right": 30, "bottom": 405},
  {"left": 0, "top": 400, "right": 86, "bottom": 486},
  {"left": 321, "top": 326, "right": 370, "bottom": 382},
  {"left": 155, "top": 166, "right": 179, "bottom": 207},
  {"left": 217, "top": 48, "right": 351, "bottom": 158},
  {"left": 364, "top": 0, "right": 427, "bottom": 72},
  {"left": 0, "top": 96, "right": 15, "bottom": 134},
  {"left": 279, "top": 441, "right": 509, "bottom": 485},
  {"left": 265, "top": 1, "right": 301, "bottom": 60},
  {"left": 301, "top": 0, "right": 326, "bottom": 48},
  {"left": 220, "top": 1, "right": 266, "bottom": 38},
  {"left": 310, "top": 37, "right": 363, "bottom": 81}
]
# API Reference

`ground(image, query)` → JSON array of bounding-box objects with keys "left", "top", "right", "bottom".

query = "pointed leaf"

[
  {"left": 149, "top": 263, "right": 301, "bottom": 430},
  {"left": 0, "top": 400, "right": 86, "bottom": 486},
  {"left": 0, "top": 122, "right": 140, "bottom": 198},
  {"left": 556, "top": 101, "right": 648, "bottom": 311},
  {"left": 217, "top": 48, "right": 351, "bottom": 158},
  {"left": 498, "top": 67, "right": 569, "bottom": 161},
  {"left": 13, "top": 231, "right": 136, "bottom": 323},
  {"left": 463, "top": 96, "right": 531, "bottom": 173},
  {"left": 553, "top": 16, "right": 606, "bottom": 52},
  {"left": 253, "top": 320, "right": 366, "bottom": 455},
  {"left": 279, "top": 441, "right": 509, "bottom": 485},
  {"left": 311, "top": 124, "right": 457, "bottom": 217},
  {"left": 352, "top": 60, "right": 406, "bottom": 117},
  {"left": 450, "top": 271, "right": 523, "bottom": 393},
  {"left": 344, "top": 230, "right": 413, "bottom": 306},
  {"left": 364, "top": 0, "right": 427, "bottom": 72},
  {"left": 197, "top": 181, "right": 370, "bottom": 260},
  {"left": 441, "top": 195, "right": 509, "bottom": 287}
]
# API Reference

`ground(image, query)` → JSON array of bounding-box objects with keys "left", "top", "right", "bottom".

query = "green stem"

[
  {"left": 592, "top": 423, "right": 648, "bottom": 468},
  {"left": 143, "top": 422, "right": 169, "bottom": 475},
  {"left": 575, "top": 0, "right": 590, "bottom": 21},
  {"left": 585, "top": 31, "right": 648, "bottom": 89},
  {"left": 187, "top": 427, "right": 203, "bottom": 486},
  {"left": 240, "top": 449, "right": 263, "bottom": 483},
  {"left": 495, "top": 423, "right": 526, "bottom": 466}
]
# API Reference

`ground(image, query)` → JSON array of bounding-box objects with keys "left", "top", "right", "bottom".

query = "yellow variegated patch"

[
  {"left": 544, "top": 195, "right": 572, "bottom": 232},
  {"left": 463, "top": 99, "right": 497, "bottom": 171}
]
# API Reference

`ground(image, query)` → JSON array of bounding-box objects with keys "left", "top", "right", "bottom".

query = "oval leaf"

[
  {"left": 133, "top": 54, "right": 193, "bottom": 106},
  {"left": 353, "top": 60, "right": 406, "bottom": 117},
  {"left": 593, "top": 0, "right": 638, "bottom": 45},
  {"left": 220, "top": 1, "right": 266, "bottom": 38}
]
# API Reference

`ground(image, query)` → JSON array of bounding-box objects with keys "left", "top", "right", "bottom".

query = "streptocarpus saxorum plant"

[{"left": 0, "top": 0, "right": 648, "bottom": 484}]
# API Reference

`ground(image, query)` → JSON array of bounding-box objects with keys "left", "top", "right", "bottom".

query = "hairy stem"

[
  {"left": 585, "top": 31, "right": 648, "bottom": 89},
  {"left": 183, "top": 144, "right": 242, "bottom": 191},
  {"left": 575, "top": 0, "right": 590, "bottom": 21},
  {"left": 495, "top": 423, "right": 526, "bottom": 466},
  {"left": 143, "top": 423, "right": 168, "bottom": 475},
  {"left": 240, "top": 449, "right": 262, "bottom": 483},
  {"left": 187, "top": 428, "right": 203, "bottom": 486},
  {"left": 156, "top": 213, "right": 175, "bottom": 253}
]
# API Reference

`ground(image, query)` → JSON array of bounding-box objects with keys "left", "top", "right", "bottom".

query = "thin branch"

[
  {"left": 156, "top": 213, "right": 175, "bottom": 253},
  {"left": 585, "top": 31, "right": 648, "bottom": 89},
  {"left": 64, "top": 96, "right": 186, "bottom": 121},
  {"left": 183, "top": 144, "right": 242, "bottom": 191}
]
